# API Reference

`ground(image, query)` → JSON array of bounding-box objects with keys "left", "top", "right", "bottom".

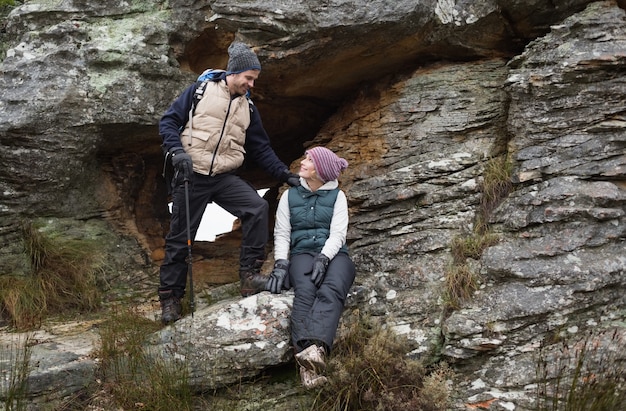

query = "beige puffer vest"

[{"left": 179, "top": 80, "right": 251, "bottom": 176}]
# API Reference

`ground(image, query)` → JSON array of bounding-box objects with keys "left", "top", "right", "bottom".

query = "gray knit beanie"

[{"left": 226, "top": 42, "right": 261, "bottom": 74}]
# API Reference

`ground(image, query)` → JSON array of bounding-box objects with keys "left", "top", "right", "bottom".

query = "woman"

[{"left": 266, "top": 146, "right": 356, "bottom": 389}]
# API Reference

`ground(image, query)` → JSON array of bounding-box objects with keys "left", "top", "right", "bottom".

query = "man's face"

[{"left": 227, "top": 70, "right": 260, "bottom": 96}]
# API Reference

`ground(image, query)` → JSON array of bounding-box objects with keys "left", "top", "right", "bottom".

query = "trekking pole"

[{"left": 184, "top": 179, "right": 195, "bottom": 317}]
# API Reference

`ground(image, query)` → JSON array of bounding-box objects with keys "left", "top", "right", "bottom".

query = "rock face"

[
  {"left": 0, "top": 0, "right": 624, "bottom": 410},
  {"left": 146, "top": 292, "right": 294, "bottom": 390}
]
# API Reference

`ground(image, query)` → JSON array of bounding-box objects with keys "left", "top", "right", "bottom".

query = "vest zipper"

[{"left": 208, "top": 98, "right": 233, "bottom": 176}]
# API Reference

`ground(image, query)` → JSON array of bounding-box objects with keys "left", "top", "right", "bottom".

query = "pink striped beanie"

[{"left": 306, "top": 147, "right": 348, "bottom": 183}]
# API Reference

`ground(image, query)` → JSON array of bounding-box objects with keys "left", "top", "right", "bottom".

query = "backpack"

[
  {"left": 162, "top": 69, "right": 237, "bottom": 192},
  {"left": 162, "top": 69, "right": 255, "bottom": 193},
  {"left": 191, "top": 69, "right": 255, "bottom": 116}
]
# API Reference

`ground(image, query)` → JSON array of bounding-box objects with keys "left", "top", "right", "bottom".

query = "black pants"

[
  {"left": 159, "top": 172, "right": 269, "bottom": 298},
  {"left": 289, "top": 252, "right": 356, "bottom": 354}
]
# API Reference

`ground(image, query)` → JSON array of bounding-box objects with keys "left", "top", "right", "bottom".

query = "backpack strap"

[
  {"left": 186, "top": 86, "right": 201, "bottom": 149},
  {"left": 186, "top": 69, "right": 226, "bottom": 147},
  {"left": 190, "top": 69, "right": 225, "bottom": 117},
  {"left": 190, "top": 79, "right": 209, "bottom": 118}
]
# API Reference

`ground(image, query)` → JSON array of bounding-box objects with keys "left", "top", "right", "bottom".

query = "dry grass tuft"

[
  {"left": 0, "top": 223, "right": 104, "bottom": 330},
  {"left": 442, "top": 264, "right": 478, "bottom": 310},
  {"left": 313, "top": 313, "right": 453, "bottom": 411},
  {"left": 0, "top": 334, "right": 33, "bottom": 410},
  {"left": 535, "top": 329, "right": 626, "bottom": 411},
  {"left": 476, "top": 155, "right": 513, "bottom": 232},
  {"left": 96, "top": 306, "right": 194, "bottom": 410},
  {"left": 442, "top": 155, "right": 511, "bottom": 311},
  {"left": 450, "top": 233, "right": 499, "bottom": 264}
]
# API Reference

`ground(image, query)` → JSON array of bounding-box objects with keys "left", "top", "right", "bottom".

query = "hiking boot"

[
  {"left": 239, "top": 260, "right": 268, "bottom": 297},
  {"left": 295, "top": 344, "right": 326, "bottom": 373},
  {"left": 159, "top": 291, "right": 182, "bottom": 324},
  {"left": 300, "top": 366, "right": 328, "bottom": 390}
]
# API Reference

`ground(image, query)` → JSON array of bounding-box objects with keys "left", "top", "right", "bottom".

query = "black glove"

[
  {"left": 284, "top": 170, "right": 301, "bottom": 187},
  {"left": 266, "top": 259, "right": 289, "bottom": 294},
  {"left": 310, "top": 253, "right": 330, "bottom": 287},
  {"left": 170, "top": 148, "right": 193, "bottom": 186}
]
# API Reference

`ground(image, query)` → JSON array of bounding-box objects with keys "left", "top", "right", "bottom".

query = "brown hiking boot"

[
  {"left": 159, "top": 291, "right": 182, "bottom": 324},
  {"left": 239, "top": 260, "right": 268, "bottom": 297}
]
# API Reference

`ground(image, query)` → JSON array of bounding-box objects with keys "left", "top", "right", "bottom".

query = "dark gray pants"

[
  {"left": 289, "top": 252, "right": 356, "bottom": 354},
  {"left": 159, "top": 172, "right": 269, "bottom": 298}
]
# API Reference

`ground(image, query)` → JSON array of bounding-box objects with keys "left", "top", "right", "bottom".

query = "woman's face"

[{"left": 299, "top": 154, "right": 317, "bottom": 180}]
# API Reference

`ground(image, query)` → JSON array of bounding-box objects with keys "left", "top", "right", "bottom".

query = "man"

[{"left": 158, "top": 41, "right": 299, "bottom": 324}]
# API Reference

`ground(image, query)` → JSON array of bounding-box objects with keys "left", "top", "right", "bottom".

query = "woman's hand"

[
  {"left": 267, "top": 259, "right": 289, "bottom": 293},
  {"left": 310, "top": 254, "right": 330, "bottom": 287}
]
